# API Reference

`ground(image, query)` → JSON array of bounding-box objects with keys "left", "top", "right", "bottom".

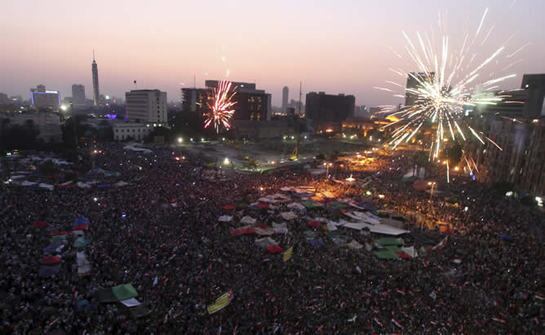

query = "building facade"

[
  {"left": 467, "top": 73, "right": 545, "bottom": 195},
  {"left": 72, "top": 84, "right": 86, "bottom": 106},
  {"left": 282, "top": 86, "right": 289, "bottom": 113},
  {"left": 181, "top": 80, "right": 272, "bottom": 127},
  {"left": 31, "top": 85, "right": 60, "bottom": 112},
  {"left": 305, "top": 92, "right": 355, "bottom": 125},
  {"left": 112, "top": 122, "right": 153, "bottom": 141},
  {"left": 125, "top": 89, "right": 167, "bottom": 124},
  {"left": 0, "top": 111, "right": 62, "bottom": 142}
]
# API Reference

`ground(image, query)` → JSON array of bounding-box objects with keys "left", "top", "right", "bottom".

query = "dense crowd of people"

[{"left": 1, "top": 142, "right": 544, "bottom": 334}]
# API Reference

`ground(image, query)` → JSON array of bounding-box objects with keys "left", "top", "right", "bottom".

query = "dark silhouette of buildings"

[
  {"left": 72, "top": 84, "right": 86, "bottom": 106},
  {"left": 282, "top": 86, "right": 289, "bottom": 113},
  {"left": 522, "top": 74, "right": 545, "bottom": 117},
  {"left": 181, "top": 80, "right": 271, "bottom": 126},
  {"left": 305, "top": 91, "right": 355, "bottom": 124}
]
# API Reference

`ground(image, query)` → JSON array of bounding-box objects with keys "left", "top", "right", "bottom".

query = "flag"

[
  {"left": 283, "top": 246, "right": 294, "bottom": 262},
  {"left": 207, "top": 290, "right": 233, "bottom": 315}
]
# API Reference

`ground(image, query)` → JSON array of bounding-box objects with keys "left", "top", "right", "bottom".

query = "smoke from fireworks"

[
  {"left": 376, "top": 8, "right": 521, "bottom": 180},
  {"left": 204, "top": 80, "right": 237, "bottom": 133}
]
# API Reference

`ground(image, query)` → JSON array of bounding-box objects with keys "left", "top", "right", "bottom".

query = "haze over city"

[
  {"left": 3, "top": 1, "right": 545, "bottom": 333},
  {"left": 2, "top": 0, "right": 544, "bottom": 105}
]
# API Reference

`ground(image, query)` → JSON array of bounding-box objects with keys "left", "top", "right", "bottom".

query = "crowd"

[{"left": 0, "top": 143, "right": 544, "bottom": 334}]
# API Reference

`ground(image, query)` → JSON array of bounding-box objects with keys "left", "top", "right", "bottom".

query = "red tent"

[
  {"left": 306, "top": 220, "right": 321, "bottom": 229},
  {"left": 266, "top": 244, "right": 284, "bottom": 254},
  {"left": 396, "top": 251, "right": 412, "bottom": 260},
  {"left": 222, "top": 204, "right": 236, "bottom": 211},
  {"left": 32, "top": 220, "right": 48, "bottom": 229},
  {"left": 72, "top": 224, "right": 89, "bottom": 231},
  {"left": 230, "top": 226, "right": 256, "bottom": 237},
  {"left": 42, "top": 255, "right": 62, "bottom": 265},
  {"left": 257, "top": 202, "right": 270, "bottom": 209}
]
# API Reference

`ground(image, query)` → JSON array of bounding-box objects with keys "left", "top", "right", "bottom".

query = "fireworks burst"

[
  {"left": 377, "top": 8, "right": 521, "bottom": 180},
  {"left": 204, "top": 80, "right": 237, "bottom": 133}
]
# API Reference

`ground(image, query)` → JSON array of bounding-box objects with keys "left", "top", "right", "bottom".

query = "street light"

[{"left": 177, "top": 137, "right": 183, "bottom": 144}]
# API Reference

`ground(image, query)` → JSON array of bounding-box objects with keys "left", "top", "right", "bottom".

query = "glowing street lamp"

[
  {"left": 177, "top": 137, "right": 183, "bottom": 144},
  {"left": 223, "top": 157, "right": 231, "bottom": 166}
]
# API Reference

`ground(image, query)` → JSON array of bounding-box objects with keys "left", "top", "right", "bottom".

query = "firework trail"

[
  {"left": 377, "top": 8, "right": 520, "bottom": 180},
  {"left": 204, "top": 80, "right": 237, "bottom": 133}
]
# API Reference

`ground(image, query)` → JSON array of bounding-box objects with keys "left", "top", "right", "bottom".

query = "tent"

[
  {"left": 112, "top": 283, "right": 138, "bottom": 301},
  {"left": 266, "top": 244, "right": 284, "bottom": 254},
  {"left": 240, "top": 216, "right": 257, "bottom": 225},
  {"left": 74, "top": 216, "right": 90, "bottom": 226},
  {"left": 218, "top": 215, "right": 233, "bottom": 223},
  {"left": 42, "top": 255, "right": 62, "bottom": 265},
  {"left": 255, "top": 237, "right": 278, "bottom": 249},
  {"left": 374, "top": 249, "right": 400, "bottom": 260},
  {"left": 376, "top": 237, "right": 404, "bottom": 247},
  {"left": 306, "top": 220, "right": 321, "bottom": 229},
  {"left": 230, "top": 226, "right": 256, "bottom": 237},
  {"left": 280, "top": 211, "right": 298, "bottom": 221},
  {"left": 43, "top": 241, "right": 65, "bottom": 255}
]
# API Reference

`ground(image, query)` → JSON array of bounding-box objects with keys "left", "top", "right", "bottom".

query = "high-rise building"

[
  {"left": 0, "top": 93, "right": 10, "bottom": 105},
  {"left": 31, "top": 85, "right": 60, "bottom": 112},
  {"left": 521, "top": 74, "right": 545, "bottom": 117},
  {"left": 92, "top": 52, "right": 100, "bottom": 106},
  {"left": 405, "top": 72, "right": 435, "bottom": 106},
  {"left": 72, "top": 84, "right": 86, "bottom": 106},
  {"left": 125, "top": 89, "right": 167, "bottom": 124},
  {"left": 182, "top": 80, "right": 271, "bottom": 123},
  {"left": 282, "top": 86, "right": 289, "bottom": 112},
  {"left": 305, "top": 91, "right": 355, "bottom": 124}
]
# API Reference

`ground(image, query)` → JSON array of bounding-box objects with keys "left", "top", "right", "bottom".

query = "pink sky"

[{"left": 1, "top": 0, "right": 544, "bottom": 106}]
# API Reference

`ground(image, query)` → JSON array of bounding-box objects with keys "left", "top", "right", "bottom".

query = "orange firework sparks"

[{"left": 204, "top": 80, "right": 237, "bottom": 133}]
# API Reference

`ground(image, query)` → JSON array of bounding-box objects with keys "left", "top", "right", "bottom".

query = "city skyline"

[{"left": 1, "top": 0, "right": 544, "bottom": 106}]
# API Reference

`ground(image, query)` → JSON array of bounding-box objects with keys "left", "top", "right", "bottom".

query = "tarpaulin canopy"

[
  {"left": 240, "top": 216, "right": 257, "bottom": 225},
  {"left": 43, "top": 241, "right": 65, "bottom": 255},
  {"left": 230, "top": 226, "right": 256, "bottom": 237},
  {"left": 42, "top": 255, "right": 62, "bottom": 265},
  {"left": 72, "top": 224, "right": 89, "bottom": 231},
  {"left": 301, "top": 200, "right": 322, "bottom": 209},
  {"left": 307, "top": 238, "right": 325, "bottom": 249},
  {"left": 272, "top": 222, "right": 288, "bottom": 234},
  {"left": 255, "top": 237, "right": 278, "bottom": 249},
  {"left": 306, "top": 220, "right": 321, "bottom": 229},
  {"left": 222, "top": 204, "right": 236, "bottom": 211},
  {"left": 218, "top": 215, "right": 233, "bottom": 223},
  {"left": 280, "top": 211, "right": 298, "bottom": 221},
  {"left": 376, "top": 238, "right": 404, "bottom": 247},
  {"left": 112, "top": 283, "right": 138, "bottom": 301},
  {"left": 266, "top": 244, "right": 284, "bottom": 254},
  {"left": 74, "top": 216, "right": 90, "bottom": 226},
  {"left": 374, "top": 249, "right": 400, "bottom": 260}
]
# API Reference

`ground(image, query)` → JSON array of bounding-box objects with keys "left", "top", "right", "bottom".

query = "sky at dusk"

[{"left": 1, "top": 0, "right": 544, "bottom": 106}]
